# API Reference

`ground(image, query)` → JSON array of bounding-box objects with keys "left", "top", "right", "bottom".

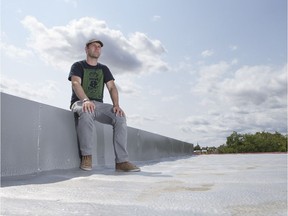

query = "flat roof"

[{"left": 1, "top": 154, "right": 287, "bottom": 216}]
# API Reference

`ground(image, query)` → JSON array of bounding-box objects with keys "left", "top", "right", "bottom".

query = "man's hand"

[
  {"left": 113, "top": 105, "right": 125, "bottom": 117},
  {"left": 83, "top": 101, "right": 96, "bottom": 113}
]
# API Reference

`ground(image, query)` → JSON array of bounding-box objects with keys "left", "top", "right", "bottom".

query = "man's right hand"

[{"left": 83, "top": 101, "right": 96, "bottom": 113}]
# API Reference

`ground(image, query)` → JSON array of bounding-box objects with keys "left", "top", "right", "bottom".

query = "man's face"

[{"left": 86, "top": 42, "right": 102, "bottom": 59}]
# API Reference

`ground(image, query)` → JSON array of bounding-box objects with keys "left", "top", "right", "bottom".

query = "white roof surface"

[{"left": 1, "top": 154, "right": 287, "bottom": 216}]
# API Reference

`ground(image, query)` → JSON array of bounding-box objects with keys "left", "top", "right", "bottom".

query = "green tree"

[
  {"left": 194, "top": 144, "right": 201, "bottom": 151},
  {"left": 217, "top": 131, "right": 287, "bottom": 153}
]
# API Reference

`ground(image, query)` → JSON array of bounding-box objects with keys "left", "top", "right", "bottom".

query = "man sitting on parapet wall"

[{"left": 68, "top": 38, "right": 140, "bottom": 172}]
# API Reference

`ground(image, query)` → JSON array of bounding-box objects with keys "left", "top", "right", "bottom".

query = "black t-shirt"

[{"left": 68, "top": 60, "right": 114, "bottom": 107}]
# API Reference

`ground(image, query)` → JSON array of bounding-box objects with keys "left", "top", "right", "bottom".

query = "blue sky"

[{"left": 1, "top": 0, "right": 287, "bottom": 147}]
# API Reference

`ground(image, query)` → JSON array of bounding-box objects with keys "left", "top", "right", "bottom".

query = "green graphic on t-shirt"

[{"left": 82, "top": 68, "right": 104, "bottom": 100}]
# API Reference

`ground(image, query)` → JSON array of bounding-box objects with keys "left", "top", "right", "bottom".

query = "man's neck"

[{"left": 86, "top": 58, "right": 98, "bottom": 66}]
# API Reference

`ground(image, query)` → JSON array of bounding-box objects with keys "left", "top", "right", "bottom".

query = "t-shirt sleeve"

[
  {"left": 68, "top": 62, "right": 82, "bottom": 81},
  {"left": 103, "top": 65, "right": 115, "bottom": 83}
]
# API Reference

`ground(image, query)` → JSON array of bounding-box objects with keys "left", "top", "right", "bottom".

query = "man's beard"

[{"left": 89, "top": 53, "right": 100, "bottom": 59}]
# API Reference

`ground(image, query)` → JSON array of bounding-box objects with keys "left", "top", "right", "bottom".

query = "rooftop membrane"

[{"left": 1, "top": 153, "right": 287, "bottom": 216}]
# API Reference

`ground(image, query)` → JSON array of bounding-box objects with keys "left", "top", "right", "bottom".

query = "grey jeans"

[{"left": 71, "top": 100, "right": 129, "bottom": 163}]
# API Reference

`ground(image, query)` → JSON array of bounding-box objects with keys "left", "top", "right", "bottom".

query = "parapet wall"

[{"left": 1, "top": 93, "right": 193, "bottom": 177}]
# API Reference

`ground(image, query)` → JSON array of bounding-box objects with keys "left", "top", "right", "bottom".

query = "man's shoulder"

[
  {"left": 97, "top": 62, "right": 108, "bottom": 69},
  {"left": 69, "top": 60, "right": 85, "bottom": 80},
  {"left": 73, "top": 60, "right": 86, "bottom": 67}
]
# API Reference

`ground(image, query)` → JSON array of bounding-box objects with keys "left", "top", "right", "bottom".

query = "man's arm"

[
  {"left": 106, "top": 80, "right": 125, "bottom": 117},
  {"left": 71, "top": 75, "right": 95, "bottom": 113},
  {"left": 71, "top": 75, "right": 88, "bottom": 101}
]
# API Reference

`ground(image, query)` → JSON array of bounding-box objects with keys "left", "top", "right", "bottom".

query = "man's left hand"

[{"left": 113, "top": 105, "right": 125, "bottom": 117}]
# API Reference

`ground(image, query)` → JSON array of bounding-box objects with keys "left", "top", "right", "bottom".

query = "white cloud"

[
  {"left": 114, "top": 75, "right": 142, "bottom": 97},
  {"left": 64, "top": 0, "right": 78, "bottom": 8},
  {"left": 201, "top": 49, "right": 214, "bottom": 57},
  {"left": 183, "top": 62, "right": 287, "bottom": 146},
  {"left": 19, "top": 16, "right": 168, "bottom": 74},
  {"left": 1, "top": 42, "right": 34, "bottom": 59},
  {"left": 126, "top": 113, "right": 159, "bottom": 127},
  {"left": 161, "top": 95, "right": 179, "bottom": 102},
  {"left": 185, "top": 116, "right": 210, "bottom": 125},
  {"left": 152, "top": 15, "right": 161, "bottom": 22},
  {"left": 0, "top": 75, "right": 60, "bottom": 103},
  {"left": 222, "top": 65, "right": 287, "bottom": 108},
  {"left": 192, "top": 61, "right": 287, "bottom": 110},
  {"left": 229, "top": 45, "right": 238, "bottom": 51}
]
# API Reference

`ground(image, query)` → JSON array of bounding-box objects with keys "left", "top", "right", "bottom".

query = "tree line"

[{"left": 195, "top": 131, "right": 287, "bottom": 154}]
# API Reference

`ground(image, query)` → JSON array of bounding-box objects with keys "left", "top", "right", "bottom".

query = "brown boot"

[
  {"left": 116, "top": 161, "right": 140, "bottom": 172},
  {"left": 80, "top": 155, "right": 92, "bottom": 171}
]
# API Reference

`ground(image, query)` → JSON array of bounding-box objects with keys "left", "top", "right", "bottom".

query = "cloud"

[
  {"left": 115, "top": 75, "right": 142, "bottom": 96},
  {"left": 193, "top": 62, "right": 286, "bottom": 109},
  {"left": 161, "top": 95, "right": 179, "bottom": 102},
  {"left": 229, "top": 45, "right": 238, "bottom": 51},
  {"left": 126, "top": 114, "right": 159, "bottom": 127},
  {"left": 64, "top": 0, "right": 78, "bottom": 8},
  {"left": 183, "top": 62, "right": 287, "bottom": 145},
  {"left": 222, "top": 65, "right": 287, "bottom": 108},
  {"left": 19, "top": 16, "right": 168, "bottom": 74},
  {"left": 0, "top": 75, "right": 60, "bottom": 102},
  {"left": 152, "top": 15, "right": 161, "bottom": 22},
  {"left": 201, "top": 49, "right": 214, "bottom": 57},
  {"left": 0, "top": 42, "right": 34, "bottom": 59},
  {"left": 185, "top": 116, "right": 210, "bottom": 125}
]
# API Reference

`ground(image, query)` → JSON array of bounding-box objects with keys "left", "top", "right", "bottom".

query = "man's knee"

[
  {"left": 117, "top": 115, "right": 126, "bottom": 123},
  {"left": 78, "top": 112, "right": 95, "bottom": 123}
]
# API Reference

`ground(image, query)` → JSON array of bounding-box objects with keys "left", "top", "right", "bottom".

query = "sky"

[{"left": 0, "top": 0, "right": 287, "bottom": 147}]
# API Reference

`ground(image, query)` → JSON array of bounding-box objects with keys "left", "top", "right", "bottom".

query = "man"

[{"left": 68, "top": 39, "right": 140, "bottom": 172}]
